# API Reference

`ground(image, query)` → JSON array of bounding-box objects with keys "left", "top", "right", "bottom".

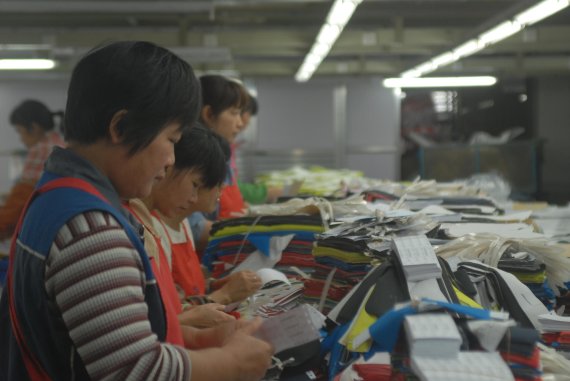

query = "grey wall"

[
  {"left": 0, "top": 78, "right": 68, "bottom": 193},
  {"left": 535, "top": 75, "right": 570, "bottom": 203},
  {"left": 0, "top": 75, "right": 401, "bottom": 196},
  {"left": 345, "top": 77, "right": 400, "bottom": 180},
  {"left": 240, "top": 76, "right": 400, "bottom": 181}
]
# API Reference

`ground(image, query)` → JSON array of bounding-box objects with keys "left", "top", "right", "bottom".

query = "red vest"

[
  {"left": 126, "top": 205, "right": 184, "bottom": 347},
  {"left": 153, "top": 213, "right": 206, "bottom": 297},
  {"left": 219, "top": 172, "right": 245, "bottom": 219}
]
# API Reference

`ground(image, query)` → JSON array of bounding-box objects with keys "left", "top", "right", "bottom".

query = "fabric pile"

[{"left": 203, "top": 215, "right": 325, "bottom": 280}]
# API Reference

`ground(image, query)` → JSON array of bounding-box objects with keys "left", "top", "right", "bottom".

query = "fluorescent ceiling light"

[
  {"left": 0, "top": 59, "right": 55, "bottom": 70},
  {"left": 479, "top": 21, "right": 522, "bottom": 46},
  {"left": 327, "top": 0, "right": 358, "bottom": 25},
  {"left": 295, "top": 0, "right": 362, "bottom": 82},
  {"left": 311, "top": 42, "right": 331, "bottom": 57},
  {"left": 383, "top": 76, "right": 497, "bottom": 88},
  {"left": 431, "top": 52, "right": 455, "bottom": 68},
  {"left": 453, "top": 39, "right": 483, "bottom": 59},
  {"left": 316, "top": 24, "right": 342, "bottom": 46},
  {"left": 400, "top": 0, "right": 570, "bottom": 78},
  {"left": 515, "top": 0, "right": 569, "bottom": 25}
]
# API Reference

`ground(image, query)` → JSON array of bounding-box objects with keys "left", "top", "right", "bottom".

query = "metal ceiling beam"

[{"left": 0, "top": 2, "right": 213, "bottom": 14}]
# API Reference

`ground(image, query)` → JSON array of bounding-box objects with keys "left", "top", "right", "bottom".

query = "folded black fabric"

[
  {"left": 365, "top": 263, "right": 410, "bottom": 317},
  {"left": 498, "top": 326, "right": 540, "bottom": 357},
  {"left": 336, "top": 263, "right": 389, "bottom": 324},
  {"left": 454, "top": 268, "right": 478, "bottom": 298}
]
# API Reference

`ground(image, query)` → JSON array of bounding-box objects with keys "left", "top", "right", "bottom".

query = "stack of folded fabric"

[
  {"left": 307, "top": 236, "right": 377, "bottom": 312},
  {"left": 436, "top": 234, "right": 570, "bottom": 314},
  {"left": 309, "top": 215, "right": 437, "bottom": 314},
  {"left": 498, "top": 326, "right": 542, "bottom": 381},
  {"left": 542, "top": 331, "right": 570, "bottom": 356},
  {"left": 498, "top": 251, "right": 556, "bottom": 310},
  {"left": 203, "top": 214, "right": 325, "bottom": 279}
]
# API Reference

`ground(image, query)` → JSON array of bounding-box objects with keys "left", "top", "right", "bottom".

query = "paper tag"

[{"left": 255, "top": 304, "right": 321, "bottom": 353}]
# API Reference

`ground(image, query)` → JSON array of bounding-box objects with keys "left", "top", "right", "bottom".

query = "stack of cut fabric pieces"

[
  {"left": 203, "top": 214, "right": 324, "bottom": 280},
  {"left": 498, "top": 251, "right": 556, "bottom": 310},
  {"left": 307, "top": 235, "right": 377, "bottom": 313},
  {"left": 310, "top": 216, "right": 437, "bottom": 314},
  {"left": 498, "top": 326, "right": 542, "bottom": 381},
  {"left": 542, "top": 331, "right": 570, "bottom": 357}
]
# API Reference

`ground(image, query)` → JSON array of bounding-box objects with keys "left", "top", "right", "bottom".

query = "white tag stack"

[
  {"left": 392, "top": 235, "right": 441, "bottom": 281},
  {"left": 410, "top": 352, "right": 514, "bottom": 381},
  {"left": 404, "top": 313, "right": 514, "bottom": 381},
  {"left": 404, "top": 313, "right": 462, "bottom": 358}
]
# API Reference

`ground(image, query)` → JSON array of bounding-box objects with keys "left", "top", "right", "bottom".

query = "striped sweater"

[{"left": 44, "top": 210, "right": 191, "bottom": 381}]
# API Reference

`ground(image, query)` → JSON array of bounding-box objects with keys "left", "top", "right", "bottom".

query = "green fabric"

[
  {"left": 212, "top": 223, "right": 324, "bottom": 238},
  {"left": 238, "top": 180, "right": 268, "bottom": 204}
]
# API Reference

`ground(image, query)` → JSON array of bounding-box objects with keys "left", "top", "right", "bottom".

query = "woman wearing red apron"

[
  {"left": 125, "top": 199, "right": 185, "bottom": 346},
  {"left": 149, "top": 126, "right": 261, "bottom": 311},
  {"left": 153, "top": 213, "right": 206, "bottom": 296},
  {"left": 188, "top": 75, "right": 250, "bottom": 252}
]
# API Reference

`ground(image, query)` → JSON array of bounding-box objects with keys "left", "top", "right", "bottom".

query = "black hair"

[
  {"left": 199, "top": 74, "right": 248, "bottom": 119},
  {"left": 244, "top": 95, "right": 258, "bottom": 116},
  {"left": 10, "top": 100, "right": 63, "bottom": 132},
  {"left": 65, "top": 41, "right": 201, "bottom": 155},
  {"left": 173, "top": 124, "right": 228, "bottom": 188}
]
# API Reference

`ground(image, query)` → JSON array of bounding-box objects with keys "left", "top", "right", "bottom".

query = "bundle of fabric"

[
  {"left": 309, "top": 215, "right": 438, "bottom": 314},
  {"left": 499, "top": 252, "right": 555, "bottom": 310},
  {"left": 499, "top": 326, "right": 542, "bottom": 381},
  {"left": 436, "top": 234, "right": 570, "bottom": 311},
  {"left": 308, "top": 236, "right": 381, "bottom": 313},
  {"left": 542, "top": 331, "right": 570, "bottom": 355},
  {"left": 203, "top": 215, "right": 325, "bottom": 280}
]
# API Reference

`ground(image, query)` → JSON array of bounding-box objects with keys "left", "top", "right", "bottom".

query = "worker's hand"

[
  {"left": 178, "top": 303, "right": 235, "bottom": 328},
  {"left": 222, "top": 317, "right": 274, "bottom": 381},
  {"left": 209, "top": 270, "right": 262, "bottom": 304}
]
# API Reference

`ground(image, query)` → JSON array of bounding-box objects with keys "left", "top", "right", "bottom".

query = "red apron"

[
  {"left": 126, "top": 205, "right": 184, "bottom": 347},
  {"left": 219, "top": 173, "right": 245, "bottom": 219},
  {"left": 153, "top": 212, "right": 206, "bottom": 297}
]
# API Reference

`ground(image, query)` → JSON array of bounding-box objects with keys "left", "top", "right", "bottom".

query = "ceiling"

[{"left": 0, "top": 0, "right": 569, "bottom": 79}]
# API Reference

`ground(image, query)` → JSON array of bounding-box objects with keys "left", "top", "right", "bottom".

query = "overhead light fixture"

[
  {"left": 478, "top": 20, "right": 522, "bottom": 46},
  {"left": 401, "top": 0, "right": 570, "bottom": 78},
  {"left": 383, "top": 76, "right": 497, "bottom": 88},
  {"left": 515, "top": 0, "right": 569, "bottom": 25},
  {"left": 295, "top": 0, "right": 363, "bottom": 82},
  {"left": 0, "top": 59, "right": 55, "bottom": 70}
]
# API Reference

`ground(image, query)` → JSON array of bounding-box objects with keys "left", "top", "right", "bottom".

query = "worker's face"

[
  {"left": 194, "top": 183, "right": 223, "bottom": 214},
  {"left": 209, "top": 106, "right": 243, "bottom": 144},
  {"left": 14, "top": 124, "right": 44, "bottom": 148},
  {"left": 153, "top": 168, "right": 201, "bottom": 219},
  {"left": 112, "top": 122, "right": 181, "bottom": 200},
  {"left": 239, "top": 111, "right": 252, "bottom": 133}
]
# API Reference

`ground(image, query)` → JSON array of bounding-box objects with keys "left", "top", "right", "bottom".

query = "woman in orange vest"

[
  {"left": 148, "top": 126, "right": 261, "bottom": 319},
  {"left": 189, "top": 75, "right": 250, "bottom": 252}
]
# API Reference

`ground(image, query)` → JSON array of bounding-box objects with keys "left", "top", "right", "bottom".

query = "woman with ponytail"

[{"left": 0, "top": 100, "right": 65, "bottom": 239}]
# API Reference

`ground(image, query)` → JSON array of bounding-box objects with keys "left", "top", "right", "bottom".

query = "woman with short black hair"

[{"left": 0, "top": 41, "right": 272, "bottom": 381}]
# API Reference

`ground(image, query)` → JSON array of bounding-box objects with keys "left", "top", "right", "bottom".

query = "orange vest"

[
  {"left": 126, "top": 205, "right": 184, "bottom": 347},
  {"left": 153, "top": 213, "right": 206, "bottom": 297},
  {"left": 219, "top": 172, "right": 245, "bottom": 219}
]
